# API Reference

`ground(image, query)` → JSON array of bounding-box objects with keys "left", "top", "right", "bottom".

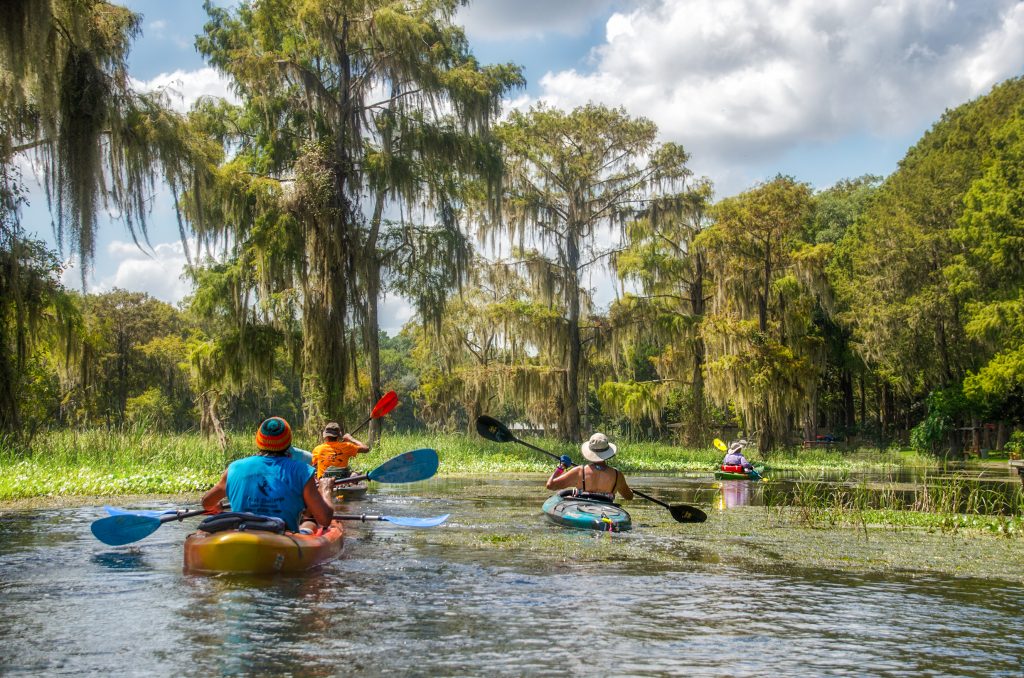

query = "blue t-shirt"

[
  {"left": 290, "top": 446, "right": 313, "bottom": 466},
  {"left": 226, "top": 455, "right": 315, "bottom": 531}
]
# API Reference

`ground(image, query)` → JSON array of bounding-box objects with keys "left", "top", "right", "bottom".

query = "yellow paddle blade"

[{"left": 713, "top": 438, "right": 728, "bottom": 452}]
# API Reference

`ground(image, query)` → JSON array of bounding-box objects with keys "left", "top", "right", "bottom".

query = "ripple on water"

[{"left": 1, "top": 482, "right": 1024, "bottom": 676}]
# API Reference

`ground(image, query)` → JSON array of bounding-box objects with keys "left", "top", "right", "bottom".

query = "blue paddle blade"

[
  {"left": 91, "top": 514, "right": 162, "bottom": 546},
  {"left": 368, "top": 448, "right": 439, "bottom": 484},
  {"left": 382, "top": 513, "right": 449, "bottom": 528},
  {"left": 104, "top": 505, "right": 174, "bottom": 519}
]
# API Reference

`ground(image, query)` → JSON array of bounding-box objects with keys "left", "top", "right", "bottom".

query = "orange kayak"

[{"left": 183, "top": 521, "right": 344, "bottom": 574}]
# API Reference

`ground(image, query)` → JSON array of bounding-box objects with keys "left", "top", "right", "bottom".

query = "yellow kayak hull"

[{"left": 183, "top": 522, "right": 344, "bottom": 574}]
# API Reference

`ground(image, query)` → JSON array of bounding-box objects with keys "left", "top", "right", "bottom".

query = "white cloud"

[
  {"left": 62, "top": 239, "right": 194, "bottom": 306},
  {"left": 131, "top": 67, "right": 238, "bottom": 113},
  {"left": 458, "top": 0, "right": 617, "bottom": 40},
  {"left": 64, "top": 238, "right": 418, "bottom": 334},
  {"left": 528, "top": 0, "right": 1024, "bottom": 193},
  {"left": 379, "top": 294, "right": 416, "bottom": 335}
]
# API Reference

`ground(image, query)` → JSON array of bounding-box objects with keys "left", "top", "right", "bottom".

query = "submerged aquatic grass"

[{"left": 767, "top": 474, "right": 1024, "bottom": 536}]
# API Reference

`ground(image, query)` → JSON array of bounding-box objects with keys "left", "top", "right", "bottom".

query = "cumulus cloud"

[
  {"left": 62, "top": 239, "right": 417, "bottom": 335},
  {"left": 131, "top": 67, "right": 238, "bottom": 113},
  {"left": 530, "top": 0, "right": 1024, "bottom": 190},
  {"left": 378, "top": 295, "right": 416, "bottom": 336},
  {"left": 458, "top": 0, "right": 617, "bottom": 39},
  {"left": 62, "top": 240, "right": 194, "bottom": 305}
]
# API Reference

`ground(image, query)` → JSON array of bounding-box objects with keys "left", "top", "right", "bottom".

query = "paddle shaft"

[
  {"left": 350, "top": 415, "right": 373, "bottom": 436},
  {"left": 160, "top": 507, "right": 215, "bottom": 523},
  {"left": 349, "top": 390, "right": 399, "bottom": 436},
  {"left": 512, "top": 436, "right": 563, "bottom": 462},
  {"left": 333, "top": 472, "right": 370, "bottom": 484},
  {"left": 333, "top": 516, "right": 409, "bottom": 524},
  {"left": 631, "top": 489, "right": 670, "bottom": 509}
]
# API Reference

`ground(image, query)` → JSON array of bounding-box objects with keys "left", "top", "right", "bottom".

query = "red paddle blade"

[{"left": 371, "top": 390, "right": 399, "bottom": 418}]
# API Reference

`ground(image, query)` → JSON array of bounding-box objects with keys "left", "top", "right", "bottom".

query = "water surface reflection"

[{"left": 1, "top": 477, "right": 1023, "bottom": 676}]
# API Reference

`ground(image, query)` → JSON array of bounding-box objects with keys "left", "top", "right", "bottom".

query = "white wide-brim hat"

[
  {"left": 581, "top": 432, "right": 617, "bottom": 462},
  {"left": 728, "top": 439, "right": 749, "bottom": 454}
]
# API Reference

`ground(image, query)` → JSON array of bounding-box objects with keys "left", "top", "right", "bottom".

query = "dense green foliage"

[
  {"left": 186, "top": 0, "right": 522, "bottom": 436},
  {"left": 3, "top": 3, "right": 1024, "bottom": 459}
]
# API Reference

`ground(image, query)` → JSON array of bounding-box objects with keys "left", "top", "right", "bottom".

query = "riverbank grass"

[{"left": 1, "top": 429, "right": 934, "bottom": 500}]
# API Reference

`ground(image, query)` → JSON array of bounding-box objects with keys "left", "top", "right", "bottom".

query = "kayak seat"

[
  {"left": 721, "top": 464, "right": 745, "bottom": 473},
  {"left": 324, "top": 466, "right": 353, "bottom": 479},
  {"left": 556, "top": 488, "right": 620, "bottom": 506},
  {"left": 198, "top": 512, "right": 287, "bottom": 535}
]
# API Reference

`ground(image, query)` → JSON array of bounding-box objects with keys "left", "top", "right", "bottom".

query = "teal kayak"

[{"left": 542, "top": 493, "right": 632, "bottom": 532}]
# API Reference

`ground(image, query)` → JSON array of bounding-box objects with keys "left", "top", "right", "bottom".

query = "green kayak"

[
  {"left": 714, "top": 466, "right": 764, "bottom": 481},
  {"left": 542, "top": 493, "right": 632, "bottom": 532}
]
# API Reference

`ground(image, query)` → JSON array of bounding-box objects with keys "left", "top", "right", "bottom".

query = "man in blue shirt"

[{"left": 202, "top": 417, "right": 334, "bottom": 532}]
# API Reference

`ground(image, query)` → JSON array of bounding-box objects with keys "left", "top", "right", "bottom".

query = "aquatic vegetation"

[
  {"left": 766, "top": 475, "right": 1024, "bottom": 537},
  {"left": 0, "top": 428, "right": 965, "bottom": 501}
]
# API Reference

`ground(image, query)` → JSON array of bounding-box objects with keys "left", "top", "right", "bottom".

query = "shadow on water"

[
  {"left": 92, "top": 550, "right": 150, "bottom": 570},
  {"left": 2, "top": 480, "right": 1024, "bottom": 675}
]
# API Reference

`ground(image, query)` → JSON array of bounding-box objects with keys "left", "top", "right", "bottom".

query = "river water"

[{"left": 2, "top": 476, "right": 1023, "bottom": 676}]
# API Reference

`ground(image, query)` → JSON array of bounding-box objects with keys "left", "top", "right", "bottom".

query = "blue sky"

[{"left": 18, "top": 0, "right": 1024, "bottom": 330}]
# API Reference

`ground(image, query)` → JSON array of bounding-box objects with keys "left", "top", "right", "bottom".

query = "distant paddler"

[
  {"left": 720, "top": 438, "right": 754, "bottom": 474},
  {"left": 312, "top": 421, "right": 370, "bottom": 479}
]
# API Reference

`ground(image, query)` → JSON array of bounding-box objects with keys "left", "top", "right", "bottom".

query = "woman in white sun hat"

[{"left": 545, "top": 432, "right": 633, "bottom": 503}]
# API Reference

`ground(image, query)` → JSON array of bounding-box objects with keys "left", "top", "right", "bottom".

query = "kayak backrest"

[
  {"left": 556, "top": 489, "right": 621, "bottom": 506},
  {"left": 198, "top": 512, "right": 287, "bottom": 534}
]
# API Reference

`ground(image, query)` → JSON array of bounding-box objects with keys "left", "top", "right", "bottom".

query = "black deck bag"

[{"left": 198, "top": 512, "right": 287, "bottom": 534}]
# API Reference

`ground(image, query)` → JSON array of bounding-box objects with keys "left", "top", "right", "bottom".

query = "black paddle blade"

[
  {"left": 475, "top": 415, "right": 516, "bottom": 443},
  {"left": 670, "top": 504, "right": 708, "bottom": 523}
]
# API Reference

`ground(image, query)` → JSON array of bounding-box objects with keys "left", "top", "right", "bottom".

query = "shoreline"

[{"left": 0, "top": 492, "right": 201, "bottom": 511}]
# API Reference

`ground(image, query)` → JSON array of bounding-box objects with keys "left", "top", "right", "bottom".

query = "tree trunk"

[
  {"left": 563, "top": 228, "right": 582, "bottom": 442},
  {"left": 947, "top": 427, "right": 963, "bottom": 460},
  {"left": 996, "top": 421, "right": 1009, "bottom": 451},
  {"left": 880, "top": 378, "right": 888, "bottom": 448},
  {"left": 689, "top": 253, "right": 707, "bottom": 443},
  {"left": 859, "top": 371, "right": 866, "bottom": 431},
  {"left": 803, "top": 401, "right": 815, "bottom": 444},
  {"left": 365, "top": 274, "right": 382, "bottom": 444},
  {"left": 116, "top": 329, "right": 128, "bottom": 424},
  {"left": 758, "top": 397, "right": 773, "bottom": 453},
  {"left": 936, "top": 318, "right": 953, "bottom": 385},
  {"left": 364, "top": 193, "right": 386, "bottom": 445},
  {"left": 841, "top": 367, "right": 855, "bottom": 433},
  {"left": 971, "top": 415, "right": 981, "bottom": 456},
  {"left": 759, "top": 247, "right": 771, "bottom": 333}
]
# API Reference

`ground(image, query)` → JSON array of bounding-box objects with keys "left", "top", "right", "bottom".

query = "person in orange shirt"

[{"left": 311, "top": 422, "right": 370, "bottom": 478}]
